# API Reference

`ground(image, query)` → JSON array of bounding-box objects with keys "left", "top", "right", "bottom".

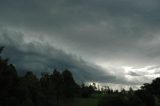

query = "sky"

[{"left": 0, "top": 0, "right": 160, "bottom": 89}]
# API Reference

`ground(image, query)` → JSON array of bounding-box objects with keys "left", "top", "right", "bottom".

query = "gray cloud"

[
  {"left": 0, "top": 0, "right": 160, "bottom": 88},
  {"left": 127, "top": 71, "right": 141, "bottom": 76},
  {"left": 1, "top": 30, "right": 133, "bottom": 85}
]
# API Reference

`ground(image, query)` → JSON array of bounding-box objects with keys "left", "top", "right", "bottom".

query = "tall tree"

[
  {"left": 0, "top": 47, "right": 18, "bottom": 106},
  {"left": 62, "top": 69, "right": 80, "bottom": 97},
  {"left": 51, "top": 69, "right": 63, "bottom": 105}
]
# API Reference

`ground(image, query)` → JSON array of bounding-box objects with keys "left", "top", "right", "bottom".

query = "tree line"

[
  {"left": 0, "top": 47, "right": 96, "bottom": 106},
  {"left": 1, "top": 46, "right": 160, "bottom": 106},
  {"left": 98, "top": 77, "right": 160, "bottom": 106}
]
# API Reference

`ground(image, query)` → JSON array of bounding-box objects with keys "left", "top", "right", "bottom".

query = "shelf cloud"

[{"left": 1, "top": 0, "right": 160, "bottom": 88}]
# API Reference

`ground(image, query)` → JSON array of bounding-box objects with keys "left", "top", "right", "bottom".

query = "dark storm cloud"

[
  {"left": 0, "top": 0, "right": 160, "bottom": 86},
  {"left": 0, "top": 30, "right": 136, "bottom": 85},
  {"left": 2, "top": 29, "right": 146, "bottom": 85},
  {"left": 1, "top": 0, "right": 160, "bottom": 28}
]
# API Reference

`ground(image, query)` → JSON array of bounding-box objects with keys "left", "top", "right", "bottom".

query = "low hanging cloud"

[
  {"left": 0, "top": 29, "right": 123, "bottom": 84},
  {"left": 0, "top": 29, "right": 148, "bottom": 86}
]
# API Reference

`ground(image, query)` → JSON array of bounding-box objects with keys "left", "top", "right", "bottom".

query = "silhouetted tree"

[
  {"left": 80, "top": 83, "right": 95, "bottom": 98},
  {"left": 0, "top": 46, "right": 18, "bottom": 106},
  {"left": 50, "top": 69, "right": 63, "bottom": 105},
  {"left": 62, "top": 69, "right": 80, "bottom": 98}
]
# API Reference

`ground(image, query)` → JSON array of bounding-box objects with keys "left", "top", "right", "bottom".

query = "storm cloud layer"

[{"left": 1, "top": 0, "right": 160, "bottom": 89}]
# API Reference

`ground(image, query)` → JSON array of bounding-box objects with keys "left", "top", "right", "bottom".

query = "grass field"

[
  {"left": 72, "top": 98, "right": 99, "bottom": 106},
  {"left": 59, "top": 93, "right": 104, "bottom": 106},
  {"left": 71, "top": 93, "right": 104, "bottom": 106}
]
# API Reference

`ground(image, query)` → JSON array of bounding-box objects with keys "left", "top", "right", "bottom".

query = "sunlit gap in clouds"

[
  {"left": 95, "top": 62, "right": 160, "bottom": 90},
  {"left": 122, "top": 65, "right": 160, "bottom": 79},
  {"left": 86, "top": 81, "right": 141, "bottom": 91}
]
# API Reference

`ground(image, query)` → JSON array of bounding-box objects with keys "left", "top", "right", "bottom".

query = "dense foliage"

[{"left": 0, "top": 47, "right": 95, "bottom": 106}]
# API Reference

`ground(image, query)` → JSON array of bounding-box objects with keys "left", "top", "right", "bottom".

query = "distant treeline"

[
  {"left": 1, "top": 46, "right": 160, "bottom": 106},
  {"left": 98, "top": 81, "right": 160, "bottom": 106}
]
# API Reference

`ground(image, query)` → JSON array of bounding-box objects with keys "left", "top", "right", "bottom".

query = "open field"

[{"left": 72, "top": 98, "right": 99, "bottom": 106}]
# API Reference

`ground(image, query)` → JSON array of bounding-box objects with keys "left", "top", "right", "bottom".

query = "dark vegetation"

[
  {"left": 0, "top": 47, "right": 95, "bottom": 106},
  {"left": 1, "top": 46, "right": 160, "bottom": 106}
]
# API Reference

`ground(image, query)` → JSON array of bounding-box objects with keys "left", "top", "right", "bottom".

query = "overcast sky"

[{"left": 1, "top": 0, "right": 160, "bottom": 89}]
